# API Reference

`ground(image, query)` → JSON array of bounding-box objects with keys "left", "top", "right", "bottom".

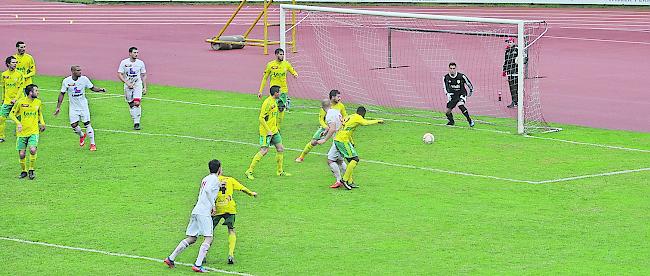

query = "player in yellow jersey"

[
  {"left": 9, "top": 84, "right": 45, "bottom": 180},
  {"left": 258, "top": 48, "right": 298, "bottom": 126},
  {"left": 245, "top": 86, "right": 291, "bottom": 180},
  {"left": 211, "top": 171, "right": 257, "bottom": 265},
  {"left": 1, "top": 56, "right": 25, "bottom": 143},
  {"left": 14, "top": 41, "right": 36, "bottom": 86},
  {"left": 333, "top": 106, "right": 383, "bottom": 190},
  {"left": 295, "top": 89, "right": 348, "bottom": 162}
]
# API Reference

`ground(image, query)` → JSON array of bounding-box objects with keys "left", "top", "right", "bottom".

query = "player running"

[{"left": 54, "top": 65, "right": 106, "bottom": 151}]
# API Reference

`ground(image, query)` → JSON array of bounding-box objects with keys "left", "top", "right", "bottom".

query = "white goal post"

[{"left": 279, "top": 4, "right": 553, "bottom": 134}]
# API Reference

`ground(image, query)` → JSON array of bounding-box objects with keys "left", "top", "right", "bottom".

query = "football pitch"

[{"left": 1, "top": 75, "right": 649, "bottom": 275}]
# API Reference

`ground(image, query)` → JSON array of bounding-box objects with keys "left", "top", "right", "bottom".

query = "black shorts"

[{"left": 446, "top": 93, "right": 467, "bottom": 109}]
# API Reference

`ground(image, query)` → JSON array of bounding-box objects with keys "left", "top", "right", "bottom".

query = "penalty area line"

[{"left": 0, "top": 237, "right": 254, "bottom": 276}]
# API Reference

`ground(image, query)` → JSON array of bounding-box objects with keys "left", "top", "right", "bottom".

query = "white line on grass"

[
  {"left": 43, "top": 94, "right": 123, "bottom": 104},
  {"left": 44, "top": 125, "right": 535, "bottom": 184},
  {"left": 0, "top": 237, "right": 253, "bottom": 276},
  {"left": 533, "top": 167, "right": 650, "bottom": 184},
  {"left": 39, "top": 88, "right": 650, "bottom": 153}
]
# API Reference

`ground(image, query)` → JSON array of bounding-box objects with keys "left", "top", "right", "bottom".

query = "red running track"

[{"left": 0, "top": 1, "right": 648, "bottom": 132}]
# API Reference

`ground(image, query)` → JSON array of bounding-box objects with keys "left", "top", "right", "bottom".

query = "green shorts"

[
  {"left": 334, "top": 140, "right": 358, "bottom": 159},
  {"left": 17, "top": 134, "right": 39, "bottom": 151},
  {"left": 212, "top": 213, "right": 236, "bottom": 230},
  {"left": 259, "top": 133, "right": 282, "bottom": 147},
  {"left": 312, "top": 127, "right": 327, "bottom": 140},
  {"left": 0, "top": 104, "right": 13, "bottom": 117}
]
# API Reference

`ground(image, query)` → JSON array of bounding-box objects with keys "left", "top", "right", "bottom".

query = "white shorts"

[
  {"left": 185, "top": 214, "right": 214, "bottom": 237},
  {"left": 327, "top": 142, "right": 343, "bottom": 161},
  {"left": 124, "top": 83, "right": 143, "bottom": 103},
  {"left": 69, "top": 107, "right": 91, "bottom": 124}
]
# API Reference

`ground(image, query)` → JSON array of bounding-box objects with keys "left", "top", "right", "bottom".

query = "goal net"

[{"left": 279, "top": 5, "right": 558, "bottom": 134}]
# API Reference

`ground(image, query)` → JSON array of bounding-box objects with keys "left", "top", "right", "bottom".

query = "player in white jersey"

[
  {"left": 315, "top": 99, "right": 348, "bottom": 188},
  {"left": 117, "top": 47, "right": 147, "bottom": 130},
  {"left": 164, "top": 159, "right": 239, "bottom": 273},
  {"left": 54, "top": 65, "right": 106, "bottom": 151}
]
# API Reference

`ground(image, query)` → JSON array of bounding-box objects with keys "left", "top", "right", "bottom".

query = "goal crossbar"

[{"left": 280, "top": 4, "right": 546, "bottom": 134}]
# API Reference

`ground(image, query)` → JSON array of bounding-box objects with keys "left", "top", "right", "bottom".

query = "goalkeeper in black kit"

[{"left": 443, "top": 62, "right": 474, "bottom": 127}]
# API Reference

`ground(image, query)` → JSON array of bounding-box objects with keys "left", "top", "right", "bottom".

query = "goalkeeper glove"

[{"left": 502, "top": 71, "right": 506, "bottom": 77}]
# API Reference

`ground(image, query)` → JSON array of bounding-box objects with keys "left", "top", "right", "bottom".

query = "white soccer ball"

[{"left": 422, "top": 133, "right": 434, "bottom": 144}]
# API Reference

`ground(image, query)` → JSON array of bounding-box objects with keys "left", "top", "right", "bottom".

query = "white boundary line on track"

[
  {"left": 42, "top": 124, "right": 650, "bottom": 184},
  {"left": 546, "top": 35, "right": 650, "bottom": 45},
  {"left": 39, "top": 88, "right": 650, "bottom": 154},
  {"left": 0, "top": 237, "right": 253, "bottom": 276}
]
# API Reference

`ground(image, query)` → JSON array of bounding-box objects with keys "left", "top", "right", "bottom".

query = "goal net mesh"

[{"left": 283, "top": 8, "right": 555, "bottom": 133}]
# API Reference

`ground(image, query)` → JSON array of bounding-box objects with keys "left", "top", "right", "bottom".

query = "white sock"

[
  {"left": 329, "top": 162, "right": 341, "bottom": 181},
  {"left": 134, "top": 106, "right": 141, "bottom": 124},
  {"left": 86, "top": 125, "right": 95, "bottom": 145},
  {"left": 340, "top": 161, "right": 347, "bottom": 178},
  {"left": 194, "top": 242, "right": 211, "bottom": 267},
  {"left": 169, "top": 240, "right": 190, "bottom": 260},
  {"left": 129, "top": 107, "right": 136, "bottom": 121},
  {"left": 73, "top": 126, "right": 83, "bottom": 137}
]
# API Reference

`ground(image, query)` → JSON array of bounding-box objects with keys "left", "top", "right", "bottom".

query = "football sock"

[
  {"left": 248, "top": 152, "right": 263, "bottom": 172},
  {"left": 340, "top": 161, "right": 347, "bottom": 176},
  {"left": 329, "top": 162, "right": 342, "bottom": 181},
  {"left": 445, "top": 112, "right": 454, "bottom": 123},
  {"left": 0, "top": 116, "right": 5, "bottom": 138},
  {"left": 86, "top": 125, "right": 96, "bottom": 145},
  {"left": 459, "top": 105, "right": 472, "bottom": 122},
  {"left": 29, "top": 154, "right": 37, "bottom": 170},
  {"left": 19, "top": 157, "right": 26, "bottom": 172},
  {"left": 169, "top": 240, "right": 190, "bottom": 260},
  {"left": 129, "top": 107, "right": 136, "bottom": 121},
  {"left": 343, "top": 160, "right": 358, "bottom": 182},
  {"left": 134, "top": 106, "right": 141, "bottom": 124},
  {"left": 276, "top": 152, "right": 284, "bottom": 173},
  {"left": 299, "top": 142, "right": 314, "bottom": 159},
  {"left": 195, "top": 242, "right": 211, "bottom": 267},
  {"left": 73, "top": 125, "right": 83, "bottom": 137},
  {"left": 228, "top": 232, "right": 237, "bottom": 256}
]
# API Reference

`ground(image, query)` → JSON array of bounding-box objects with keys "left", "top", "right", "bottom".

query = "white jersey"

[
  {"left": 191, "top": 174, "right": 222, "bottom": 216},
  {"left": 325, "top": 109, "right": 343, "bottom": 132},
  {"left": 117, "top": 58, "right": 146, "bottom": 86},
  {"left": 60, "top": 76, "right": 94, "bottom": 110}
]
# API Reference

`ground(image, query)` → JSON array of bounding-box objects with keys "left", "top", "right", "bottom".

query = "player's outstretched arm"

[
  {"left": 54, "top": 92, "right": 65, "bottom": 116},
  {"left": 90, "top": 86, "right": 106, "bottom": 93}
]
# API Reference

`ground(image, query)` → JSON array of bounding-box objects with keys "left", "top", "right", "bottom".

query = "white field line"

[
  {"left": 39, "top": 88, "right": 650, "bottom": 153},
  {"left": 44, "top": 124, "right": 650, "bottom": 184},
  {"left": 0, "top": 237, "right": 253, "bottom": 276},
  {"left": 546, "top": 35, "right": 650, "bottom": 45},
  {"left": 533, "top": 167, "right": 650, "bottom": 184},
  {"left": 44, "top": 124, "right": 536, "bottom": 183}
]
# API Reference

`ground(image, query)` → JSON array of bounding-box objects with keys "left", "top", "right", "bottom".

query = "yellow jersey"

[
  {"left": 334, "top": 114, "right": 382, "bottom": 143},
  {"left": 10, "top": 97, "right": 44, "bottom": 137},
  {"left": 13, "top": 53, "right": 36, "bottom": 85},
  {"left": 319, "top": 101, "right": 348, "bottom": 128},
  {"left": 258, "top": 60, "right": 297, "bottom": 94},
  {"left": 214, "top": 175, "right": 254, "bottom": 215},
  {"left": 1, "top": 69, "right": 25, "bottom": 105},
  {"left": 259, "top": 95, "right": 280, "bottom": 136}
]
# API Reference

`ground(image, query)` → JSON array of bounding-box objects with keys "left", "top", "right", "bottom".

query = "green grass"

[{"left": 1, "top": 75, "right": 649, "bottom": 275}]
